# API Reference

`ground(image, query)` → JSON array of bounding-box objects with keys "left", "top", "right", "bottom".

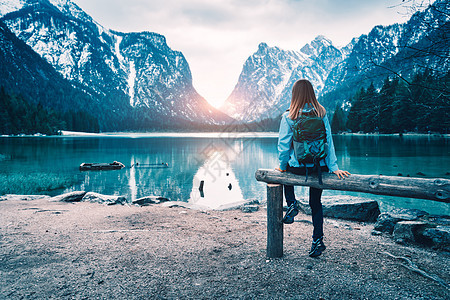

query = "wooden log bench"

[{"left": 255, "top": 169, "right": 450, "bottom": 258}]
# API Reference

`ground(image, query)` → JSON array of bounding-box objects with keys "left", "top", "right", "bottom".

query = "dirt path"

[{"left": 0, "top": 198, "right": 449, "bottom": 299}]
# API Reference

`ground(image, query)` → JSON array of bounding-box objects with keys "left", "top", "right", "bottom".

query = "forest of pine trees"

[
  {"left": 0, "top": 87, "right": 100, "bottom": 135},
  {"left": 2, "top": 70, "right": 448, "bottom": 135},
  {"left": 331, "top": 71, "right": 450, "bottom": 134}
]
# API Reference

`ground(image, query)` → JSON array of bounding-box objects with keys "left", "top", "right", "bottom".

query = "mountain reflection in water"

[
  {"left": 189, "top": 151, "right": 244, "bottom": 209},
  {"left": 0, "top": 134, "right": 448, "bottom": 215}
]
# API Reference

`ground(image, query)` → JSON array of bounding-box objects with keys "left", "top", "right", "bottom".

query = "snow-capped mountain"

[
  {"left": 221, "top": 36, "right": 350, "bottom": 122},
  {"left": 321, "top": 0, "right": 449, "bottom": 108},
  {"left": 224, "top": 0, "right": 449, "bottom": 122},
  {"left": 0, "top": 0, "right": 231, "bottom": 130}
]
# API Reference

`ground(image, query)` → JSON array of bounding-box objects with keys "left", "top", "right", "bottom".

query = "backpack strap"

[
  {"left": 314, "top": 158, "right": 323, "bottom": 185},
  {"left": 305, "top": 166, "right": 308, "bottom": 183},
  {"left": 317, "top": 162, "right": 323, "bottom": 185},
  {"left": 304, "top": 162, "right": 323, "bottom": 185}
]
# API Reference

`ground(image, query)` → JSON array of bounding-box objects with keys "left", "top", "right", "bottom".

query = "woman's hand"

[
  {"left": 333, "top": 169, "right": 350, "bottom": 179},
  {"left": 275, "top": 167, "right": 286, "bottom": 172}
]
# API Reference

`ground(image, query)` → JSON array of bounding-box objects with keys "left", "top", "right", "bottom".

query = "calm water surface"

[{"left": 1, "top": 133, "right": 449, "bottom": 215}]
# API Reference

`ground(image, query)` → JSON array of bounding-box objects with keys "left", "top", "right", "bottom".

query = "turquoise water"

[{"left": 0, "top": 133, "right": 448, "bottom": 215}]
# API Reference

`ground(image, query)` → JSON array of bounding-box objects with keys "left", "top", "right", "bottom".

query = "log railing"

[{"left": 255, "top": 169, "right": 450, "bottom": 258}]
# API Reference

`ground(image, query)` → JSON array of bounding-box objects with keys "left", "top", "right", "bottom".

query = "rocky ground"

[{"left": 0, "top": 197, "right": 449, "bottom": 299}]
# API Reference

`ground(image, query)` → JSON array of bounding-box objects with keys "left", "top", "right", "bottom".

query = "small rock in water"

[
  {"left": 397, "top": 173, "right": 403, "bottom": 176},
  {"left": 416, "top": 172, "right": 426, "bottom": 176}
]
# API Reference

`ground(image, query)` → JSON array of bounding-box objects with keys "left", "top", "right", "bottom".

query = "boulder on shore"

[
  {"left": 81, "top": 192, "right": 127, "bottom": 205},
  {"left": 374, "top": 208, "right": 429, "bottom": 234},
  {"left": 0, "top": 194, "right": 50, "bottom": 201},
  {"left": 216, "top": 199, "right": 260, "bottom": 211},
  {"left": 298, "top": 196, "right": 380, "bottom": 222},
  {"left": 132, "top": 196, "right": 169, "bottom": 206},
  {"left": 241, "top": 205, "right": 259, "bottom": 213},
  {"left": 49, "top": 191, "right": 87, "bottom": 202},
  {"left": 422, "top": 226, "right": 450, "bottom": 249},
  {"left": 393, "top": 221, "right": 431, "bottom": 244},
  {"left": 373, "top": 209, "right": 449, "bottom": 250}
]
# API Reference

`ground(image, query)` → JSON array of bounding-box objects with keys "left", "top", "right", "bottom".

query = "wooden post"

[{"left": 267, "top": 183, "right": 283, "bottom": 258}]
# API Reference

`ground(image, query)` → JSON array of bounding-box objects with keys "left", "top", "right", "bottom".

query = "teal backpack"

[{"left": 292, "top": 112, "right": 328, "bottom": 184}]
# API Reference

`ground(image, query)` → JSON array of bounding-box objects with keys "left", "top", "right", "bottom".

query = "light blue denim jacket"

[{"left": 278, "top": 106, "right": 339, "bottom": 173}]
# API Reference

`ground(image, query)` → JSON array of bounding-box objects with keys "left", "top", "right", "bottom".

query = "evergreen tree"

[
  {"left": 346, "top": 88, "right": 365, "bottom": 132},
  {"left": 359, "top": 82, "right": 379, "bottom": 132},
  {"left": 331, "top": 104, "right": 346, "bottom": 133},
  {"left": 345, "top": 71, "right": 448, "bottom": 134},
  {"left": 0, "top": 87, "right": 99, "bottom": 135},
  {"left": 0, "top": 87, "right": 11, "bottom": 134},
  {"left": 378, "top": 77, "right": 398, "bottom": 133},
  {"left": 392, "top": 79, "right": 414, "bottom": 133}
]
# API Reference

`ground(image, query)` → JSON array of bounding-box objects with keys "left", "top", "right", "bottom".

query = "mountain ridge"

[
  {"left": 0, "top": 0, "right": 232, "bottom": 131},
  {"left": 222, "top": 0, "right": 448, "bottom": 122}
]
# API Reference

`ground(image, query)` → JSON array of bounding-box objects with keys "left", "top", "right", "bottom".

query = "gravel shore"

[{"left": 1, "top": 197, "right": 449, "bottom": 299}]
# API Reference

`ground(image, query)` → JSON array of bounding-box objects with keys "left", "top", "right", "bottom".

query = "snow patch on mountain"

[
  {"left": 0, "top": 0, "right": 25, "bottom": 16},
  {"left": 48, "top": 0, "right": 94, "bottom": 24},
  {"left": 128, "top": 61, "right": 136, "bottom": 106},
  {"left": 114, "top": 35, "right": 125, "bottom": 65}
]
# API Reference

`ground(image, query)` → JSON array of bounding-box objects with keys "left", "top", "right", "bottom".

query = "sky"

[{"left": 72, "top": 0, "right": 415, "bottom": 107}]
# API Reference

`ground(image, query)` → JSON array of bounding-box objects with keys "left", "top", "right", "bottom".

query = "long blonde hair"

[{"left": 288, "top": 79, "right": 326, "bottom": 120}]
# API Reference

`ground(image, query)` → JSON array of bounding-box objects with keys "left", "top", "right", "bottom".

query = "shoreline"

[
  {"left": 1, "top": 130, "right": 449, "bottom": 138},
  {"left": 1, "top": 196, "right": 449, "bottom": 299}
]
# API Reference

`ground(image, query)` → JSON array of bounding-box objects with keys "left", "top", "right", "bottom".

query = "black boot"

[
  {"left": 282, "top": 200, "right": 300, "bottom": 224},
  {"left": 309, "top": 236, "right": 326, "bottom": 257}
]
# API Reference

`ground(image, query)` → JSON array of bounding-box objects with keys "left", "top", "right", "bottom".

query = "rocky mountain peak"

[
  {"left": 47, "top": 0, "right": 94, "bottom": 23},
  {"left": 300, "top": 35, "right": 333, "bottom": 56},
  {"left": 339, "top": 37, "right": 359, "bottom": 56},
  {"left": 257, "top": 42, "right": 269, "bottom": 52},
  {"left": 221, "top": 35, "right": 348, "bottom": 122},
  {"left": 312, "top": 35, "right": 332, "bottom": 47}
]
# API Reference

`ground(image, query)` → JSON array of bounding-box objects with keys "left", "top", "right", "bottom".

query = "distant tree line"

[
  {"left": 0, "top": 87, "right": 100, "bottom": 135},
  {"left": 331, "top": 71, "right": 450, "bottom": 134}
]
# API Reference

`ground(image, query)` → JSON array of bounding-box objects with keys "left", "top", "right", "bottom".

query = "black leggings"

[{"left": 283, "top": 165, "right": 328, "bottom": 240}]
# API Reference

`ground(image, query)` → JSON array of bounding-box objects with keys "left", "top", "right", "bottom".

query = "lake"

[{"left": 0, "top": 133, "right": 449, "bottom": 215}]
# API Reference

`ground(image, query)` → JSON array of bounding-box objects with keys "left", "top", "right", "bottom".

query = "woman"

[{"left": 275, "top": 79, "right": 350, "bottom": 257}]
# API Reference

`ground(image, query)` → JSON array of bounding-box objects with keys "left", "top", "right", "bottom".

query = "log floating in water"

[
  {"left": 131, "top": 162, "right": 169, "bottom": 168},
  {"left": 79, "top": 161, "right": 125, "bottom": 171},
  {"left": 255, "top": 169, "right": 449, "bottom": 203}
]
